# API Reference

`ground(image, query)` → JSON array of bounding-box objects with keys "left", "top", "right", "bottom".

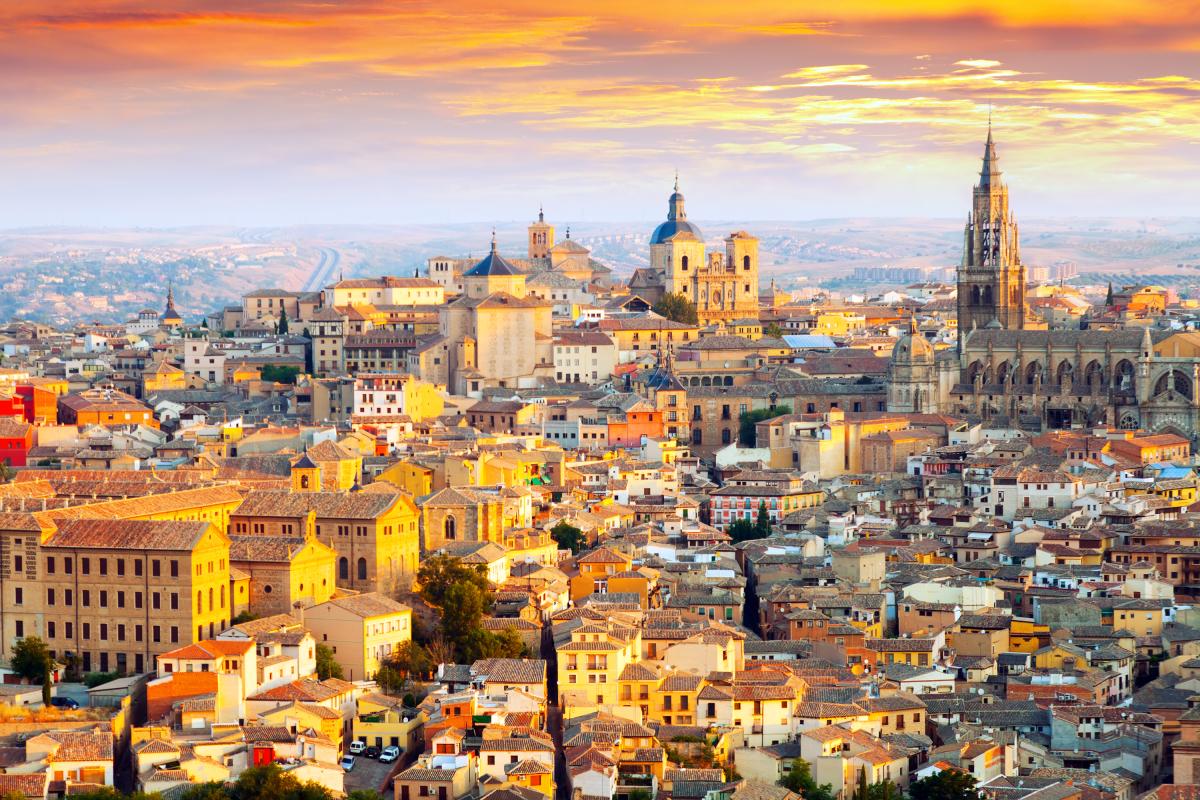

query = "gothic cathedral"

[{"left": 956, "top": 126, "right": 1027, "bottom": 347}]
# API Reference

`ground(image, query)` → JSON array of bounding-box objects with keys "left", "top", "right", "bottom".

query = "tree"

[
  {"left": 652, "top": 292, "right": 699, "bottom": 325},
  {"left": 276, "top": 307, "right": 289, "bottom": 335},
  {"left": 441, "top": 581, "right": 488, "bottom": 641},
  {"left": 853, "top": 766, "right": 868, "bottom": 800},
  {"left": 302, "top": 327, "right": 314, "bottom": 374},
  {"left": 0, "top": 459, "right": 13, "bottom": 484},
  {"left": 314, "top": 643, "right": 343, "bottom": 680},
  {"left": 863, "top": 781, "right": 903, "bottom": 800},
  {"left": 348, "top": 792, "right": 386, "bottom": 800},
  {"left": 764, "top": 322, "right": 784, "bottom": 338},
  {"left": 260, "top": 364, "right": 300, "bottom": 384},
  {"left": 908, "top": 770, "right": 983, "bottom": 800},
  {"left": 1105, "top": 281, "right": 1114, "bottom": 306},
  {"left": 180, "top": 785, "right": 230, "bottom": 800},
  {"left": 738, "top": 405, "right": 792, "bottom": 447},
  {"left": 417, "top": 554, "right": 492, "bottom": 611},
  {"left": 780, "top": 758, "right": 834, "bottom": 800},
  {"left": 756, "top": 500, "right": 772, "bottom": 537},
  {"left": 11, "top": 636, "right": 53, "bottom": 687},
  {"left": 231, "top": 610, "right": 259, "bottom": 625},
  {"left": 388, "top": 641, "right": 434, "bottom": 683},
  {"left": 726, "top": 517, "right": 767, "bottom": 544},
  {"left": 550, "top": 520, "right": 585, "bottom": 554}
]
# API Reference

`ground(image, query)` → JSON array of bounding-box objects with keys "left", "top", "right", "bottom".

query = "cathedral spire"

[
  {"left": 980, "top": 118, "right": 1002, "bottom": 189},
  {"left": 667, "top": 174, "right": 686, "bottom": 221},
  {"left": 490, "top": 227, "right": 497, "bottom": 253},
  {"left": 538, "top": 205, "right": 544, "bottom": 223}
]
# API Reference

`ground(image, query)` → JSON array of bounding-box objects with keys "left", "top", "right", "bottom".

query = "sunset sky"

[{"left": 3, "top": 1, "right": 1199, "bottom": 227}]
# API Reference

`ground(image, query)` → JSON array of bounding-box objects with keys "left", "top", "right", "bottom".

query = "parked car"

[
  {"left": 49, "top": 697, "right": 79, "bottom": 710},
  {"left": 348, "top": 741, "right": 366, "bottom": 755},
  {"left": 341, "top": 755, "right": 356, "bottom": 772},
  {"left": 364, "top": 745, "right": 381, "bottom": 759},
  {"left": 379, "top": 746, "right": 400, "bottom": 764}
]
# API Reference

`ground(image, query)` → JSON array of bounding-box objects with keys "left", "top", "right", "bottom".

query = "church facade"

[
  {"left": 889, "top": 128, "right": 1200, "bottom": 437},
  {"left": 631, "top": 179, "right": 761, "bottom": 325}
]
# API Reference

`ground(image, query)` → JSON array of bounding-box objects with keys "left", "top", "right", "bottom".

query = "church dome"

[
  {"left": 465, "top": 235, "right": 520, "bottom": 277},
  {"left": 891, "top": 333, "right": 935, "bottom": 364},
  {"left": 650, "top": 178, "right": 703, "bottom": 245}
]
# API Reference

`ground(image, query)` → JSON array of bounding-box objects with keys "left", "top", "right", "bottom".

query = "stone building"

[{"left": 633, "top": 178, "right": 760, "bottom": 325}]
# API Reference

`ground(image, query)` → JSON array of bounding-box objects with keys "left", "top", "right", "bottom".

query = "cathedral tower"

[{"left": 957, "top": 125, "right": 1026, "bottom": 349}]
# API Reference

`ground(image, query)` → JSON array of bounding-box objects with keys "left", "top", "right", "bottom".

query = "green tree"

[
  {"left": 853, "top": 766, "right": 868, "bottom": 800},
  {"left": 231, "top": 610, "right": 259, "bottom": 625},
  {"left": 277, "top": 307, "right": 289, "bottom": 335},
  {"left": 260, "top": 364, "right": 300, "bottom": 384},
  {"left": 652, "top": 292, "right": 699, "bottom": 325},
  {"left": 738, "top": 405, "right": 792, "bottom": 447},
  {"left": 314, "top": 643, "right": 343, "bottom": 680},
  {"left": 550, "top": 520, "right": 585, "bottom": 554},
  {"left": 348, "top": 792, "right": 386, "bottom": 800},
  {"left": 780, "top": 758, "right": 834, "bottom": 800},
  {"left": 0, "top": 459, "right": 13, "bottom": 484},
  {"left": 726, "top": 517, "right": 768, "bottom": 544},
  {"left": 441, "top": 581, "right": 489, "bottom": 643},
  {"left": 11, "top": 636, "right": 54, "bottom": 687},
  {"left": 67, "top": 790, "right": 163, "bottom": 800},
  {"left": 755, "top": 500, "right": 771, "bottom": 537},
  {"left": 864, "top": 781, "right": 903, "bottom": 800},
  {"left": 388, "top": 640, "right": 434, "bottom": 683},
  {"left": 302, "top": 327, "right": 314, "bottom": 374},
  {"left": 417, "top": 554, "right": 492, "bottom": 610},
  {"left": 764, "top": 322, "right": 784, "bottom": 338},
  {"left": 1105, "top": 281, "right": 1114, "bottom": 306},
  {"left": 908, "top": 770, "right": 982, "bottom": 800}
]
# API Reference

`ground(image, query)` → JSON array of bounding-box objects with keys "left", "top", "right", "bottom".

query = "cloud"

[{"left": 956, "top": 59, "right": 1002, "bottom": 68}]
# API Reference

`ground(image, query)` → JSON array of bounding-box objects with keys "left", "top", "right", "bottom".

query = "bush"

[{"left": 83, "top": 671, "right": 120, "bottom": 688}]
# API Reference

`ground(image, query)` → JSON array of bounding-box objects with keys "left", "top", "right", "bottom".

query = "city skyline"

[{"left": 1, "top": 1, "right": 1198, "bottom": 227}]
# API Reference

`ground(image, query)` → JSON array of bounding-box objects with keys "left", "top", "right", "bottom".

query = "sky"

[{"left": 2, "top": 1, "right": 1199, "bottom": 228}]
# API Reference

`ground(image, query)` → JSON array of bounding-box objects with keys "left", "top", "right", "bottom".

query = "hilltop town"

[{"left": 1, "top": 130, "right": 1200, "bottom": 800}]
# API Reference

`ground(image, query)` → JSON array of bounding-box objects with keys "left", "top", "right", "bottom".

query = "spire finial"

[
  {"left": 566, "top": 226, "right": 570, "bottom": 239},
  {"left": 491, "top": 227, "right": 497, "bottom": 252},
  {"left": 674, "top": 170, "right": 679, "bottom": 192},
  {"left": 538, "top": 204, "right": 544, "bottom": 223}
]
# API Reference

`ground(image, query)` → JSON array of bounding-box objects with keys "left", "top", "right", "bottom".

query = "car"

[
  {"left": 340, "top": 756, "right": 356, "bottom": 772},
  {"left": 49, "top": 697, "right": 79, "bottom": 710},
  {"left": 364, "top": 745, "right": 381, "bottom": 759},
  {"left": 348, "top": 741, "right": 366, "bottom": 755},
  {"left": 379, "top": 746, "right": 400, "bottom": 764}
]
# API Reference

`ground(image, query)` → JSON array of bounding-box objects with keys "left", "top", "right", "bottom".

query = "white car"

[
  {"left": 379, "top": 746, "right": 400, "bottom": 764},
  {"left": 349, "top": 741, "right": 366, "bottom": 755},
  {"left": 341, "top": 755, "right": 356, "bottom": 771}
]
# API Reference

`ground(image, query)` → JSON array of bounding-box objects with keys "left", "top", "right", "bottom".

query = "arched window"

[
  {"left": 196, "top": 590, "right": 203, "bottom": 613},
  {"left": 743, "top": 255, "right": 751, "bottom": 271},
  {"left": 357, "top": 558, "right": 367, "bottom": 581},
  {"left": 220, "top": 585, "right": 226, "bottom": 609},
  {"left": 208, "top": 588, "right": 214, "bottom": 611},
  {"left": 692, "top": 429, "right": 702, "bottom": 445},
  {"left": 299, "top": 474, "right": 310, "bottom": 489},
  {"left": 982, "top": 286, "right": 994, "bottom": 306},
  {"left": 681, "top": 255, "right": 689, "bottom": 271},
  {"left": 444, "top": 516, "right": 457, "bottom": 541},
  {"left": 971, "top": 286, "right": 981, "bottom": 306},
  {"left": 338, "top": 557, "right": 348, "bottom": 580}
]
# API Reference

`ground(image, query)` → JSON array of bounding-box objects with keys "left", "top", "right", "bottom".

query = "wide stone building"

[{"left": 889, "top": 127, "right": 1200, "bottom": 439}]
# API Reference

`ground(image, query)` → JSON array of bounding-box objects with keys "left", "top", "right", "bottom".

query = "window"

[
  {"left": 152, "top": 560, "right": 160, "bottom": 577},
  {"left": 117, "top": 559, "right": 125, "bottom": 576},
  {"left": 171, "top": 593, "right": 179, "bottom": 610},
  {"left": 135, "top": 560, "right": 143, "bottom": 577},
  {"left": 46, "top": 557, "right": 55, "bottom": 574},
  {"left": 357, "top": 558, "right": 368, "bottom": 580},
  {"left": 82, "top": 557, "right": 90, "bottom": 575},
  {"left": 14, "top": 621, "right": 22, "bottom": 638},
  {"left": 47, "top": 588, "right": 54, "bottom": 606},
  {"left": 13, "top": 554, "right": 22, "bottom": 572},
  {"left": 99, "top": 558, "right": 107, "bottom": 576},
  {"left": 170, "top": 560, "right": 179, "bottom": 578}
]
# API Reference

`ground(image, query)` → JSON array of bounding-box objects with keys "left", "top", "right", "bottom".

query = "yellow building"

[
  {"left": 557, "top": 618, "right": 641, "bottom": 714},
  {"left": 352, "top": 693, "right": 427, "bottom": 754},
  {"left": 815, "top": 311, "right": 867, "bottom": 336},
  {"left": 304, "top": 593, "right": 413, "bottom": 681},
  {"left": 142, "top": 361, "right": 187, "bottom": 395},
  {"left": 376, "top": 459, "right": 440, "bottom": 497},
  {"left": 258, "top": 701, "right": 344, "bottom": 753},
  {"left": 36, "top": 518, "right": 231, "bottom": 675},
  {"left": 1009, "top": 619, "right": 1050, "bottom": 653},
  {"left": 231, "top": 489, "right": 421, "bottom": 595},
  {"left": 228, "top": 532, "right": 338, "bottom": 617}
]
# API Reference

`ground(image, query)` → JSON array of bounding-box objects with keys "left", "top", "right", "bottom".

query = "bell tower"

[
  {"left": 528, "top": 206, "right": 555, "bottom": 259},
  {"left": 957, "top": 123, "right": 1026, "bottom": 350}
]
